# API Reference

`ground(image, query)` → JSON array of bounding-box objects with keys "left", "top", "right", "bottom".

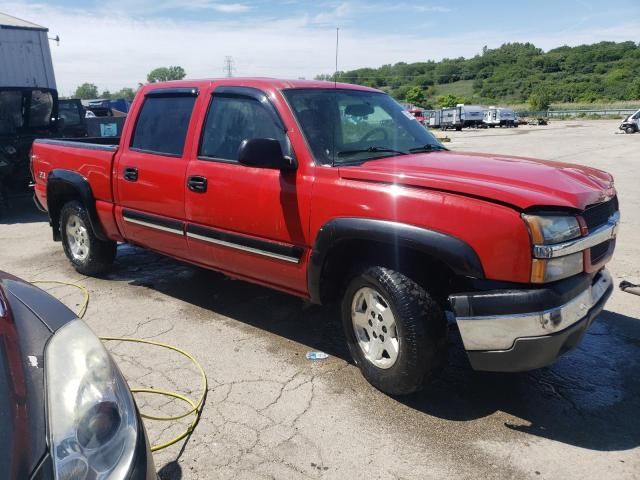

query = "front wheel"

[
  {"left": 60, "top": 201, "right": 117, "bottom": 275},
  {"left": 341, "top": 267, "right": 447, "bottom": 395},
  {"left": 625, "top": 126, "right": 636, "bottom": 134}
]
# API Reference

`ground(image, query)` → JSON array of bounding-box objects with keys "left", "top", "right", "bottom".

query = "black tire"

[
  {"left": 60, "top": 201, "right": 116, "bottom": 275},
  {"left": 341, "top": 266, "right": 447, "bottom": 395},
  {"left": 626, "top": 126, "right": 636, "bottom": 134}
]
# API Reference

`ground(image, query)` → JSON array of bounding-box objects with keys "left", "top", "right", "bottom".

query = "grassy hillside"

[
  {"left": 431, "top": 80, "right": 474, "bottom": 98},
  {"left": 317, "top": 41, "right": 640, "bottom": 109}
]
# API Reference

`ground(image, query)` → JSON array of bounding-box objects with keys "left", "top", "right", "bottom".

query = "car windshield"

[
  {"left": 59, "top": 100, "right": 83, "bottom": 126},
  {"left": 283, "top": 88, "right": 444, "bottom": 166}
]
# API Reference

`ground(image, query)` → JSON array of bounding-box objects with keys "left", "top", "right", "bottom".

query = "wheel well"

[
  {"left": 319, "top": 239, "right": 456, "bottom": 307},
  {"left": 48, "top": 183, "right": 82, "bottom": 241}
]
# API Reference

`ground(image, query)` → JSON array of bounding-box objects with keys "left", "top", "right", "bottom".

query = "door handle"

[
  {"left": 187, "top": 175, "right": 207, "bottom": 193},
  {"left": 123, "top": 167, "right": 138, "bottom": 182}
]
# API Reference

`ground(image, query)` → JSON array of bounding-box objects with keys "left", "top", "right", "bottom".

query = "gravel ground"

[{"left": 1, "top": 120, "right": 639, "bottom": 479}]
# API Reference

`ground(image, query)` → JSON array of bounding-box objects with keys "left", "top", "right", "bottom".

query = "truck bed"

[{"left": 32, "top": 137, "right": 120, "bottom": 208}]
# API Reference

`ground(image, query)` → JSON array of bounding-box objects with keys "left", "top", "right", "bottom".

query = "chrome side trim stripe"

[
  {"left": 123, "top": 216, "right": 184, "bottom": 236},
  {"left": 186, "top": 231, "right": 300, "bottom": 263}
]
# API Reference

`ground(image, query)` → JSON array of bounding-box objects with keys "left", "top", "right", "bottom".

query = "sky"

[{"left": 1, "top": 0, "right": 639, "bottom": 96}]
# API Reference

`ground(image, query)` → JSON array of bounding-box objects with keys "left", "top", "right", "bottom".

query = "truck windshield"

[
  {"left": 283, "top": 88, "right": 444, "bottom": 166},
  {"left": 0, "top": 89, "right": 54, "bottom": 135}
]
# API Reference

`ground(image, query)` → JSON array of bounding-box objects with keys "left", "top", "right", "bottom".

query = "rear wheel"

[
  {"left": 60, "top": 201, "right": 116, "bottom": 275},
  {"left": 341, "top": 266, "right": 447, "bottom": 395}
]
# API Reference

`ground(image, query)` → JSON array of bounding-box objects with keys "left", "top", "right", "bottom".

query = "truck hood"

[{"left": 338, "top": 151, "right": 615, "bottom": 210}]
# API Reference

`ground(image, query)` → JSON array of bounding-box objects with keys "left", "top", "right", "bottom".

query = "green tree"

[
  {"left": 529, "top": 90, "right": 551, "bottom": 111},
  {"left": 147, "top": 66, "right": 186, "bottom": 83},
  {"left": 316, "top": 41, "right": 640, "bottom": 106},
  {"left": 405, "top": 86, "right": 426, "bottom": 106},
  {"left": 110, "top": 87, "right": 137, "bottom": 101},
  {"left": 73, "top": 83, "right": 99, "bottom": 99},
  {"left": 435, "top": 94, "right": 465, "bottom": 108}
]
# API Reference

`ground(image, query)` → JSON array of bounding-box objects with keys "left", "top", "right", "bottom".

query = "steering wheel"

[{"left": 359, "top": 128, "right": 389, "bottom": 143}]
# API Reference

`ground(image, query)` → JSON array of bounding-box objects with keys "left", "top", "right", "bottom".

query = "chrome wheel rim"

[
  {"left": 66, "top": 214, "right": 90, "bottom": 261},
  {"left": 351, "top": 287, "right": 399, "bottom": 369}
]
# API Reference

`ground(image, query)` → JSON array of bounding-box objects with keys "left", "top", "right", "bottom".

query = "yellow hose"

[{"left": 31, "top": 280, "right": 207, "bottom": 452}]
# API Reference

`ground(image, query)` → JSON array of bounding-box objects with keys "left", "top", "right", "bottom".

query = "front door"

[
  {"left": 184, "top": 86, "right": 309, "bottom": 294},
  {"left": 115, "top": 88, "right": 198, "bottom": 258}
]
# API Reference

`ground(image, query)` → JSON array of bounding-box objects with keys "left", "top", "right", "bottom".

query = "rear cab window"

[{"left": 130, "top": 89, "right": 197, "bottom": 156}]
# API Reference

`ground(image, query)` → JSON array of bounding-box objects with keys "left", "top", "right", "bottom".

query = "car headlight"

[
  {"left": 522, "top": 214, "right": 581, "bottom": 245},
  {"left": 46, "top": 320, "right": 137, "bottom": 480},
  {"left": 523, "top": 214, "right": 584, "bottom": 283},
  {"left": 530, "top": 252, "right": 584, "bottom": 283}
]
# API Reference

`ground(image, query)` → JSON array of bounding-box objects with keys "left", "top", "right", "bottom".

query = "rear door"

[
  {"left": 114, "top": 87, "right": 198, "bottom": 258},
  {"left": 184, "top": 86, "right": 310, "bottom": 294}
]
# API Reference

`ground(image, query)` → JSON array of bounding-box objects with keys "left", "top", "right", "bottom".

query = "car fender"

[
  {"left": 46, "top": 169, "right": 107, "bottom": 241},
  {"left": 308, "top": 217, "right": 484, "bottom": 304}
]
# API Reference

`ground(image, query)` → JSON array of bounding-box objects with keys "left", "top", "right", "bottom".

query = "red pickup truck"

[{"left": 31, "top": 78, "right": 619, "bottom": 395}]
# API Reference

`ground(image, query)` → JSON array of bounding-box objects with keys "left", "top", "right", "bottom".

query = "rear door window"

[
  {"left": 131, "top": 95, "right": 196, "bottom": 156},
  {"left": 199, "top": 95, "right": 286, "bottom": 162}
]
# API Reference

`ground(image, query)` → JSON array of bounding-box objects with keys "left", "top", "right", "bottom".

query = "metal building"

[{"left": 0, "top": 12, "right": 56, "bottom": 89}]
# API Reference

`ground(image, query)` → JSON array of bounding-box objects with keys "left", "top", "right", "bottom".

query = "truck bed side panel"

[
  {"left": 32, "top": 140, "right": 123, "bottom": 240},
  {"left": 33, "top": 140, "right": 117, "bottom": 207}
]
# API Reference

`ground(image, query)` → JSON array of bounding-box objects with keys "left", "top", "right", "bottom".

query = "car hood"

[{"left": 338, "top": 151, "right": 615, "bottom": 210}]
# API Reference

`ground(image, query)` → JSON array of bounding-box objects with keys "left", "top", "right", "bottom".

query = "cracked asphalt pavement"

[{"left": 1, "top": 120, "right": 639, "bottom": 479}]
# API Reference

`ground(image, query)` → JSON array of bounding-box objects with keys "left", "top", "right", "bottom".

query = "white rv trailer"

[
  {"left": 440, "top": 104, "right": 484, "bottom": 130},
  {"left": 424, "top": 109, "right": 442, "bottom": 129},
  {"left": 483, "top": 106, "right": 517, "bottom": 128}
]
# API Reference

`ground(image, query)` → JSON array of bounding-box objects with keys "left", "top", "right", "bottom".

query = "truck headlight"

[
  {"left": 46, "top": 320, "right": 137, "bottom": 480},
  {"left": 531, "top": 252, "right": 584, "bottom": 283},
  {"left": 522, "top": 214, "right": 581, "bottom": 244}
]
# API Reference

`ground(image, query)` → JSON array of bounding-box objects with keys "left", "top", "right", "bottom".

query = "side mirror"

[{"left": 238, "top": 138, "right": 296, "bottom": 171}]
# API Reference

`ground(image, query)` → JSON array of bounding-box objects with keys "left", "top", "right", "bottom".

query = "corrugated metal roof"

[{"left": 0, "top": 12, "right": 47, "bottom": 31}]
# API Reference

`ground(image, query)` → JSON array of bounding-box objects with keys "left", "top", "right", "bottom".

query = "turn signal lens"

[{"left": 531, "top": 252, "right": 584, "bottom": 283}]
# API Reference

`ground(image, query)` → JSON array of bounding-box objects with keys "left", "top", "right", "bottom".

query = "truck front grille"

[
  {"left": 590, "top": 240, "right": 611, "bottom": 264},
  {"left": 582, "top": 197, "right": 618, "bottom": 231}
]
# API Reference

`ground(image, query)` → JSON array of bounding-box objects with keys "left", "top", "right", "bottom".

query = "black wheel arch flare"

[
  {"left": 46, "top": 169, "right": 107, "bottom": 241},
  {"left": 307, "top": 218, "right": 485, "bottom": 304}
]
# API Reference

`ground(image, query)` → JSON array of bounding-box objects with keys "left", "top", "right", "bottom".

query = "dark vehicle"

[
  {"left": 0, "top": 272, "right": 155, "bottom": 479},
  {"left": 0, "top": 87, "right": 58, "bottom": 207},
  {"left": 57, "top": 99, "right": 88, "bottom": 138}
]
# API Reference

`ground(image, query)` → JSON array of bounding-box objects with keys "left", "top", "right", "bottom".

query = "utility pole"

[{"left": 224, "top": 56, "right": 234, "bottom": 77}]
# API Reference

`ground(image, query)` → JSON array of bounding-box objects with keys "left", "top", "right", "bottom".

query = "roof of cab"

[{"left": 140, "top": 77, "right": 382, "bottom": 94}]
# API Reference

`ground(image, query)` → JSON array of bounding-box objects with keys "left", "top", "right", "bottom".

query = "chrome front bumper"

[{"left": 454, "top": 269, "right": 612, "bottom": 354}]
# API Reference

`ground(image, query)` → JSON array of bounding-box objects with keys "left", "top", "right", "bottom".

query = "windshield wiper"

[
  {"left": 337, "top": 146, "right": 408, "bottom": 157},
  {"left": 408, "top": 144, "right": 448, "bottom": 153}
]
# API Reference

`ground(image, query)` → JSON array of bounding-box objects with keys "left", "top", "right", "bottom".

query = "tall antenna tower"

[{"left": 224, "top": 56, "right": 235, "bottom": 77}]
